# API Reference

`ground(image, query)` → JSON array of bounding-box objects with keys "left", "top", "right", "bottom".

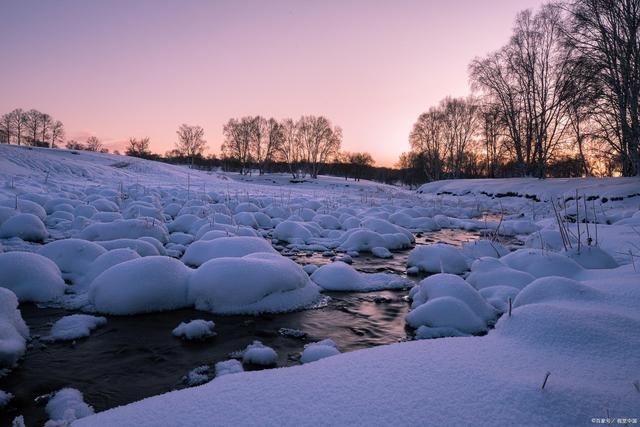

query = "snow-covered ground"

[{"left": 0, "top": 144, "right": 638, "bottom": 426}]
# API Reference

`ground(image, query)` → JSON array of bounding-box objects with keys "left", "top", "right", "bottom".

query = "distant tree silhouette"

[
  {"left": 126, "top": 137, "right": 151, "bottom": 157},
  {"left": 85, "top": 136, "right": 103, "bottom": 152},
  {"left": 175, "top": 124, "right": 207, "bottom": 167}
]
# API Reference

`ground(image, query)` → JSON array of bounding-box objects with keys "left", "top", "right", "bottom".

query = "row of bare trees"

[
  {"left": 1, "top": 108, "right": 65, "bottom": 148},
  {"left": 221, "top": 115, "right": 342, "bottom": 178},
  {"left": 406, "top": 1, "right": 640, "bottom": 179}
]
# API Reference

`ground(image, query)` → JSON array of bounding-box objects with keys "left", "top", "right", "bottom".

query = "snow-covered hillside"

[{"left": 0, "top": 144, "right": 638, "bottom": 426}]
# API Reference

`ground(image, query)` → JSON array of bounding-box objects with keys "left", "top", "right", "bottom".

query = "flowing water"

[{"left": 0, "top": 229, "right": 482, "bottom": 426}]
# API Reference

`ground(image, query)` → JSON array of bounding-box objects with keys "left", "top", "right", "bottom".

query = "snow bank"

[
  {"left": 0, "top": 252, "right": 66, "bottom": 302},
  {"left": 172, "top": 319, "right": 216, "bottom": 340},
  {"left": 188, "top": 253, "right": 319, "bottom": 314},
  {"left": 407, "top": 243, "right": 469, "bottom": 274},
  {"left": 89, "top": 256, "right": 191, "bottom": 315},
  {"left": 0, "top": 288, "right": 29, "bottom": 366},
  {"left": 310, "top": 261, "right": 411, "bottom": 292},
  {"left": 45, "top": 314, "right": 107, "bottom": 341},
  {"left": 405, "top": 296, "right": 487, "bottom": 334},
  {"left": 466, "top": 257, "right": 535, "bottom": 290},
  {"left": 300, "top": 339, "right": 340, "bottom": 364}
]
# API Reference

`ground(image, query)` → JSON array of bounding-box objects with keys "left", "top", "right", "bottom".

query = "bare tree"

[
  {"left": 222, "top": 117, "right": 254, "bottom": 174},
  {"left": 40, "top": 113, "right": 52, "bottom": 147},
  {"left": 66, "top": 139, "right": 84, "bottom": 150},
  {"left": 409, "top": 108, "right": 446, "bottom": 181},
  {"left": 25, "top": 109, "right": 43, "bottom": 146},
  {"left": 85, "top": 136, "right": 103, "bottom": 152},
  {"left": 9, "top": 109, "right": 27, "bottom": 146},
  {"left": 126, "top": 137, "right": 151, "bottom": 157},
  {"left": 175, "top": 124, "right": 207, "bottom": 167},
  {"left": 564, "top": 0, "right": 640, "bottom": 176},
  {"left": 0, "top": 112, "right": 13, "bottom": 144},
  {"left": 298, "top": 115, "right": 342, "bottom": 178},
  {"left": 50, "top": 121, "right": 65, "bottom": 148},
  {"left": 279, "top": 118, "right": 303, "bottom": 178}
]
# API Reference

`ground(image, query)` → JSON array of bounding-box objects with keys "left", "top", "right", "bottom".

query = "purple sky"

[{"left": 0, "top": 0, "right": 544, "bottom": 166}]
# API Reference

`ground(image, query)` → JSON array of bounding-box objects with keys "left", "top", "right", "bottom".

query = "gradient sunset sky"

[{"left": 1, "top": 0, "right": 544, "bottom": 167}]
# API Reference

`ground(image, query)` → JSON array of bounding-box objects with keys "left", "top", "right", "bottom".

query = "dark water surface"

[{"left": 0, "top": 229, "right": 481, "bottom": 426}]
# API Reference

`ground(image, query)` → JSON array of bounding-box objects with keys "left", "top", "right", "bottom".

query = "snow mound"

[
  {"left": 501, "top": 249, "right": 583, "bottom": 278},
  {"left": 409, "top": 273, "right": 497, "bottom": 322},
  {"left": 182, "top": 236, "right": 277, "bottom": 267},
  {"left": 310, "top": 261, "right": 411, "bottom": 292},
  {"left": 45, "top": 314, "right": 107, "bottom": 341},
  {"left": 188, "top": 253, "right": 320, "bottom": 314},
  {"left": 0, "top": 288, "right": 29, "bottom": 366},
  {"left": 407, "top": 243, "right": 469, "bottom": 274},
  {"left": 89, "top": 256, "right": 191, "bottom": 315},
  {"left": 514, "top": 276, "right": 602, "bottom": 308},
  {"left": 78, "top": 249, "right": 141, "bottom": 292},
  {"left": 0, "top": 213, "right": 47, "bottom": 242},
  {"left": 172, "top": 319, "right": 216, "bottom": 340},
  {"left": 215, "top": 359, "right": 244, "bottom": 377},
  {"left": 461, "top": 240, "right": 509, "bottom": 259},
  {"left": 479, "top": 286, "right": 521, "bottom": 312},
  {"left": 0, "top": 390, "right": 13, "bottom": 408},
  {"left": 300, "top": 339, "right": 340, "bottom": 364},
  {"left": 338, "top": 229, "right": 411, "bottom": 253},
  {"left": 38, "top": 239, "right": 107, "bottom": 283},
  {"left": 45, "top": 388, "right": 94, "bottom": 426},
  {"left": 525, "top": 230, "right": 575, "bottom": 251},
  {"left": 80, "top": 219, "right": 169, "bottom": 243},
  {"left": 0, "top": 252, "right": 66, "bottom": 302},
  {"left": 466, "top": 257, "right": 535, "bottom": 290},
  {"left": 566, "top": 246, "right": 618, "bottom": 269},
  {"left": 98, "top": 239, "right": 160, "bottom": 256},
  {"left": 242, "top": 340, "right": 277, "bottom": 366},
  {"left": 371, "top": 247, "right": 392, "bottom": 258},
  {"left": 405, "top": 296, "right": 487, "bottom": 334},
  {"left": 273, "top": 221, "right": 313, "bottom": 244}
]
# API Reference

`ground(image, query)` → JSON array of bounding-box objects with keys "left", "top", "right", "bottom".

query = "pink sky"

[{"left": 0, "top": 0, "right": 543, "bottom": 167}]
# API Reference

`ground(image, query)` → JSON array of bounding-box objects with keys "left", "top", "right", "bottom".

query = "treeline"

[
  {"left": 1, "top": 108, "right": 65, "bottom": 148},
  {"left": 221, "top": 115, "right": 342, "bottom": 178},
  {"left": 405, "top": 0, "right": 640, "bottom": 179}
]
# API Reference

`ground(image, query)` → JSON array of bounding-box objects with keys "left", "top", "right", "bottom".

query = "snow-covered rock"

[
  {"left": 242, "top": 340, "right": 277, "bottom": 366},
  {"left": 45, "top": 388, "right": 94, "bottom": 426},
  {"left": 0, "top": 288, "right": 29, "bottom": 366},
  {"left": 172, "top": 319, "right": 216, "bottom": 340},
  {"left": 0, "top": 213, "right": 47, "bottom": 242},
  {"left": 45, "top": 314, "right": 107, "bottom": 341},
  {"left": 407, "top": 243, "right": 469, "bottom": 274},
  {"left": 38, "top": 239, "right": 107, "bottom": 283},
  {"left": 310, "top": 261, "right": 411, "bottom": 292},
  {"left": 215, "top": 359, "right": 244, "bottom": 377},
  {"left": 182, "top": 236, "right": 277, "bottom": 267},
  {"left": 300, "top": 339, "right": 340, "bottom": 364}
]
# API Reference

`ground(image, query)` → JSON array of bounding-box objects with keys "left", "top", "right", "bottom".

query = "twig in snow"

[{"left": 541, "top": 371, "right": 551, "bottom": 390}]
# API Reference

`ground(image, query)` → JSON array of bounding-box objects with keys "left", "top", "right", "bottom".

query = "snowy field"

[{"left": 0, "top": 144, "right": 639, "bottom": 426}]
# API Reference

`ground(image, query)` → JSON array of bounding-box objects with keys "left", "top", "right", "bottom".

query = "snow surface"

[
  {"left": 45, "top": 314, "right": 107, "bottom": 341},
  {"left": 45, "top": 388, "right": 94, "bottom": 426},
  {"left": 0, "top": 146, "right": 638, "bottom": 426}
]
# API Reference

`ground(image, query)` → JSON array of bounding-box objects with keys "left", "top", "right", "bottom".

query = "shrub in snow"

[
  {"left": 513, "top": 276, "right": 602, "bottom": 308},
  {"left": 45, "top": 388, "right": 94, "bottom": 425},
  {"left": 172, "top": 319, "right": 216, "bottom": 340},
  {"left": 0, "top": 213, "right": 48, "bottom": 242},
  {"left": 0, "top": 252, "right": 66, "bottom": 302},
  {"left": 407, "top": 243, "right": 469, "bottom": 274},
  {"left": 300, "top": 339, "right": 340, "bottom": 364},
  {"left": 77, "top": 248, "right": 140, "bottom": 291},
  {"left": 501, "top": 249, "right": 583, "bottom": 278},
  {"left": 565, "top": 246, "right": 618, "bottom": 269},
  {"left": 273, "top": 220, "right": 312, "bottom": 244},
  {"left": 80, "top": 218, "right": 169, "bottom": 243},
  {"left": 188, "top": 253, "right": 319, "bottom": 314},
  {"left": 405, "top": 296, "right": 487, "bottom": 334},
  {"left": 182, "top": 236, "right": 277, "bottom": 267},
  {"left": 215, "top": 359, "right": 244, "bottom": 377},
  {"left": 45, "top": 314, "right": 107, "bottom": 341},
  {"left": 0, "top": 288, "right": 29, "bottom": 366},
  {"left": 461, "top": 240, "right": 509, "bottom": 259},
  {"left": 409, "top": 274, "right": 497, "bottom": 322},
  {"left": 89, "top": 256, "right": 191, "bottom": 315},
  {"left": 38, "top": 239, "right": 107, "bottom": 283},
  {"left": 466, "top": 257, "right": 535, "bottom": 290},
  {"left": 242, "top": 340, "right": 277, "bottom": 366},
  {"left": 310, "top": 261, "right": 411, "bottom": 292}
]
